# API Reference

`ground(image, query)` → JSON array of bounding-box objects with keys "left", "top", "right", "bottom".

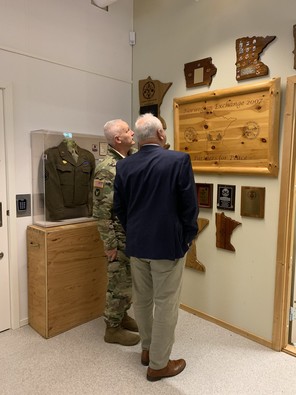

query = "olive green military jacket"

[
  {"left": 92, "top": 145, "right": 136, "bottom": 251},
  {"left": 44, "top": 141, "right": 95, "bottom": 220}
]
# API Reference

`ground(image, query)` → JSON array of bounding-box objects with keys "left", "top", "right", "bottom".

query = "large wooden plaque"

[{"left": 174, "top": 78, "right": 280, "bottom": 176}]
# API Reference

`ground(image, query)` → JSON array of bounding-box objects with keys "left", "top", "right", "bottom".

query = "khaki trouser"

[{"left": 130, "top": 256, "right": 185, "bottom": 370}]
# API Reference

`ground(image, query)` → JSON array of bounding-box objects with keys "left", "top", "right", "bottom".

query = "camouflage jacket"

[{"left": 92, "top": 145, "right": 136, "bottom": 251}]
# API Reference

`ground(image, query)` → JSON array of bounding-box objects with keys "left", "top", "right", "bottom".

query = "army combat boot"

[
  {"left": 104, "top": 325, "right": 140, "bottom": 346},
  {"left": 121, "top": 313, "right": 138, "bottom": 332}
]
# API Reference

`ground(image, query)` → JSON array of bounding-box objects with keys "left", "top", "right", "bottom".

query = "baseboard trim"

[
  {"left": 19, "top": 318, "right": 28, "bottom": 327},
  {"left": 180, "top": 303, "right": 273, "bottom": 349},
  {"left": 283, "top": 344, "right": 296, "bottom": 357}
]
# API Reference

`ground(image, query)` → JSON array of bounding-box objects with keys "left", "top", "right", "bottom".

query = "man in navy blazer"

[{"left": 114, "top": 113, "right": 198, "bottom": 381}]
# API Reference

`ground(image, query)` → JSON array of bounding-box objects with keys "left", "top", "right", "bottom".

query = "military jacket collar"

[
  {"left": 107, "top": 145, "right": 137, "bottom": 159},
  {"left": 58, "top": 141, "right": 87, "bottom": 166}
]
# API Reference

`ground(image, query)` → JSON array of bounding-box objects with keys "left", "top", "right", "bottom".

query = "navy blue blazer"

[{"left": 114, "top": 145, "right": 199, "bottom": 260}]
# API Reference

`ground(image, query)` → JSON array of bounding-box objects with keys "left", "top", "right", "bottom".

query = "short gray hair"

[
  {"left": 103, "top": 119, "right": 123, "bottom": 145},
  {"left": 134, "top": 113, "right": 162, "bottom": 143}
]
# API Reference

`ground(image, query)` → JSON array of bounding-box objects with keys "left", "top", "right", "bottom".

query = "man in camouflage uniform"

[{"left": 93, "top": 119, "right": 140, "bottom": 346}]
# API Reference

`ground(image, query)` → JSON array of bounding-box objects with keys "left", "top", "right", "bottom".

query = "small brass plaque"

[{"left": 240, "top": 186, "right": 265, "bottom": 218}]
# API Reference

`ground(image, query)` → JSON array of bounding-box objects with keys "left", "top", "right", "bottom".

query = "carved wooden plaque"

[
  {"left": 236, "top": 36, "right": 276, "bottom": 81},
  {"left": 174, "top": 78, "right": 280, "bottom": 176},
  {"left": 139, "top": 76, "right": 172, "bottom": 129},
  {"left": 184, "top": 57, "right": 217, "bottom": 88},
  {"left": 185, "top": 218, "right": 209, "bottom": 272},
  {"left": 215, "top": 212, "right": 241, "bottom": 252}
]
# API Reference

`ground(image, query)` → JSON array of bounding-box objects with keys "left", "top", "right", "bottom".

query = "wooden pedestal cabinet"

[{"left": 27, "top": 221, "right": 107, "bottom": 338}]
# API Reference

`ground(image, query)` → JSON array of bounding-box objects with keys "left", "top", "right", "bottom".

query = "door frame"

[
  {"left": 0, "top": 82, "right": 20, "bottom": 329},
  {"left": 273, "top": 75, "right": 296, "bottom": 353}
]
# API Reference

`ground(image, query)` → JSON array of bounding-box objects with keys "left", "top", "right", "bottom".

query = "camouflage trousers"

[{"left": 104, "top": 249, "right": 132, "bottom": 327}]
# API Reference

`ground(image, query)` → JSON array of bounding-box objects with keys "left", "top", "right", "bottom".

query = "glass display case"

[{"left": 31, "top": 129, "right": 107, "bottom": 227}]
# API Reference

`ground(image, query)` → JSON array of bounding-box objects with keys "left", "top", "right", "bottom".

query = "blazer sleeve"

[{"left": 177, "top": 154, "right": 199, "bottom": 244}]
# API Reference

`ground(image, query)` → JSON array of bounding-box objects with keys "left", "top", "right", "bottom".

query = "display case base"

[{"left": 27, "top": 221, "right": 107, "bottom": 338}]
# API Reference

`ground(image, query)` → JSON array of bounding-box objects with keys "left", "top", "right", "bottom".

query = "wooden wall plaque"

[
  {"left": 185, "top": 218, "right": 209, "bottom": 272},
  {"left": 174, "top": 78, "right": 280, "bottom": 176},
  {"left": 235, "top": 36, "right": 276, "bottom": 81},
  {"left": 184, "top": 57, "right": 217, "bottom": 88},
  {"left": 215, "top": 212, "right": 241, "bottom": 252},
  {"left": 139, "top": 76, "right": 172, "bottom": 129},
  {"left": 196, "top": 183, "right": 213, "bottom": 208}
]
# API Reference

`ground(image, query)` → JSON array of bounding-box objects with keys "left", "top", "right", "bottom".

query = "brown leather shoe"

[
  {"left": 141, "top": 350, "right": 149, "bottom": 366},
  {"left": 147, "top": 359, "right": 186, "bottom": 381}
]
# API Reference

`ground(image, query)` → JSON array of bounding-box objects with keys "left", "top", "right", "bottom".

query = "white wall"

[
  {"left": 0, "top": 0, "right": 133, "bottom": 324},
  {"left": 133, "top": 0, "right": 296, "bottom": 342}
]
